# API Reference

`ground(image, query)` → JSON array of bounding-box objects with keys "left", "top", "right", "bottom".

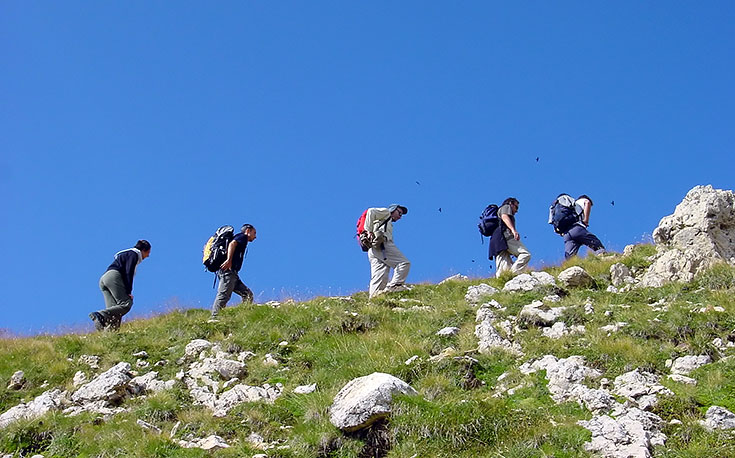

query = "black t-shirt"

[{"left": 231, "top": 232, "right": 249, "bottom": 272}]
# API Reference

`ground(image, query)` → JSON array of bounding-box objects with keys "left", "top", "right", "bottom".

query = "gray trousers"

[
  {"left": 98, "top": 270, "right": 132, "bottom": 328},
  {"left": 368, "top": 241, "right": 411, "bottom": 298},
  {"left": 211, "top": 269, "right": 253, "bottom": 316}
]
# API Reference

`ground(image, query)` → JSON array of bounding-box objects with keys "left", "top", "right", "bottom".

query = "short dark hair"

[
  {"left": 241, "top": 224, "right": 255, "bottom": 233},
  {"left": 577, "top": 195, "right": 593, "bottom": 205},
  {"left": 135, "top": 240, "right": 151, "bottom": 251},
  {"left": 502, "top": 197, "right": 519, "bottom": 207}
]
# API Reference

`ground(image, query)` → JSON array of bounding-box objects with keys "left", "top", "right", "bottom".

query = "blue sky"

[{"left": 1, "top": 2, "right": 732, "bottom": 335}]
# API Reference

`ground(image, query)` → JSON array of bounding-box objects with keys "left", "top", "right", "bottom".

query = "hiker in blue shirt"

[
  {"left": 210, "top": 224, "right": 257, "bottom": 320},
  {"left": 89, "top": 240, "right": 151, "bottom": 331}
]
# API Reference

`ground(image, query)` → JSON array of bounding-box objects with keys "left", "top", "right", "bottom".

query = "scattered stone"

[
  {"left": 440, "top": 273, "right": 469, "bottom": 284},
  {"left": 178, "top": 435, "right": 230, "bottom": 450},
  {"left": 558, "top": 266, "right": 594, "bottom": 288},
  {"left": 133, "top": 351, "right": 149, "bottom": 358},
  {"left": 464, "top": 284, "right": 498, "bottom": 304},
  {"left": 671, "top": 355, "right": 711, "bottom": 375},
  {"left": 520, "top": 300, "right": 566, "bottom": 326},
  {"left": 428, "top": 347, "right": 457, "bottom": 363},
  {"left": 7, "top": 370, "right": 25, "bottom": 390},
  {"left": 475, "top": 304, "right": 523, "bottom": 356},
  {"left": 639, "top": 185, "right": 735, "bottom": 287},
  {"left": 0, "top": 389, "right": 67, "bottom": 429},
  {"left": 701, "top": 406, "right": 735, "bottom": 431},
  {"left": 329, "top": 372, "right": 417, "bottom": 432},
  {"left": 600, "top": 322, "right": 628, "bottom": 334},
  {"left": 579, "top": 405, "right": 665, "bottom": 458},
  {"left": 613, "top": 369, "right": 673, "bottom": 410},
  {"left": 73, "top": 371, "right": 88, "bottom": 388},
  {"left": 542, "top": 322, "right": 585, "bottom": 339},
  {"left": 405, "top": 355, "right": 420, "bottom": 365},
  {"left": 503, "top": 272, "right": 556, "bottom": 292},
  {"left": 436, "top": 326, "right": 460, "bottom": 337},
  {"left": 667, "top": 374, "right": 697, "bottom": 385},
  {"left": 610, "top": 263, "right": 636, "bottom": 287},
  {"left": 263, "top": 354, "right": 279, "bottom": 367},
  {"left": 184, "top": 339, "right": 213, "bottom": 360},
  {"left": 78, "top": 355, "right": 100, "bottom": 369},
  {"left": 137, "top": 419, "right": 161, "bottom": 433},
  {"left": 543, "top": 294, "right": 562, "bottom": 303},
  {"left": 71, "top": 362, "right": 133, "bottom": 404},
  {"left": 294, "top": 383, "right": 317, "bottom": 394}
]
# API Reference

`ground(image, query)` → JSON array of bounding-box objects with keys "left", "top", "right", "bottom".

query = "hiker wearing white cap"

[{"left": 364, "top": 204, "right": 411, "bottom": 298}]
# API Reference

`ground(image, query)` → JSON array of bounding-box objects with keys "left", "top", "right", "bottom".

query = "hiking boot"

[
  {"left": 89, "top": 312, "right": 106, "bottom": 331},
  {"left": 384, "top": 284, "right": 411, "bottom": 293}
]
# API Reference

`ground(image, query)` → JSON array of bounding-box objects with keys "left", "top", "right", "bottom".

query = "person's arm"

[
  {"left": 581, "top": 200, "right": 592, "bottom": 226},
  {"left": 122, "top": 252, "right": 137, "bottom": 295},
  {"left": 219, "top": 239, "right": 238, "bottom": 271},
  {"left": 501, "top": 214, "right": 520, "bottom": 240}
]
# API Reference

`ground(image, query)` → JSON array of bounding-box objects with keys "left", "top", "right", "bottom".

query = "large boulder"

[
  {"left": 557, "top": 266, "right": 594, "bottom": 288},
  {"left": 639, "top": 185, "right": 735, "bottom": 287},
  {"left": 502, "top": 272, "right": 556, "bottom": 292},
  {"left": 329, "top": 372, "right": 417, "bottom": 432}
]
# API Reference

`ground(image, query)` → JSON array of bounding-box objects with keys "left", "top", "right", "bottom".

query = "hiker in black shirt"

[{"left": 210, "top": 224, "right": 257, "bottom": 320}]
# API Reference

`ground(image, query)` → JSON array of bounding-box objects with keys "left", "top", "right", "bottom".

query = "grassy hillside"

[{"left": 2, "top": 245, "right": 735, "bottom": 457}]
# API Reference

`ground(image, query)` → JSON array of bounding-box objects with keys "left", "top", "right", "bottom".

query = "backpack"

[
  {"left": 203, "top": 225, "right": 235, "bottom": 272},
  {"left": 355, "top": 209, "right": 391, "bottom": 252},
  {"left": 478, "top": 204, "right": 500, "bottom": 237},
  {"left": 549, "top": 194, "right": 581, "bottom": 234}
]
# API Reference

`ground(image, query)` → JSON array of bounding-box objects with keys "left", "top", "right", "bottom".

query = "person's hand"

[
  {"left": 513, "top": 231, "right": 520, "bottom": 241},
  {"left": 129, "top": 294, "right": 134, "bottom": 300},
  {"left": 220, "top": 259, "right": 232, "bottom": 271}
]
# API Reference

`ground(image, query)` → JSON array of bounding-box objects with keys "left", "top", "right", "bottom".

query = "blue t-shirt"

[{"left": 231, "top": 232, "right": 249, "bottom": 272}]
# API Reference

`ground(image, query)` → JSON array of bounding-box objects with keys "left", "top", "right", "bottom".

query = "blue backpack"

[
  {"left": 549, "top": 194, "right": 580, "bottom": 234},
  {"left": 478, "top": 204, "right": 500, "bottom": 237}
]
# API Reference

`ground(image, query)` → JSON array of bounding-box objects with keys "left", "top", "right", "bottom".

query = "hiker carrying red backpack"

[{"left": 359, "top": 204, "right": 411, "bottom": 298}]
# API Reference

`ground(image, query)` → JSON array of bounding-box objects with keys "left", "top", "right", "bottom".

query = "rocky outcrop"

[
  {"left": 640, "top": 185, "right": 735, "bottom": 287},
  {"left": 329, "top": 372, "right": 417, "bottom": 431},
  {"left": 475, "top": 303, "right": 523, "bottom": 356},
  {"left": 465, "top": 284, "right": 498, "bottom": 304}
]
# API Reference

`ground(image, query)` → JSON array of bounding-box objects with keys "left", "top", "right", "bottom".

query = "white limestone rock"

[
  {"left": 700, "top": 406, "right": 735, "bottom": 431},
  {"left": 557, "top": 266, "right": 594, "bottom": 288},
  {"left": 6, "top": 370, "right": 25, "bottom": 390},
  {"left": 464, "top": 284, "right": 498, "bottom": 304},
  {"left": 610, "top": 263, "right": 636, "bottom": 287},
  {"left": 329, "top": 372, "right": 417, "bottom": 432},
  {"left": 0, "top": 389, "right": 67, "bottom": 429},
  {"left": 639, "top": 185, "right": 735, "bottom": 287},
  {"left": 71, "top": 362, "right": 132, "bottom": 404},
  {"left": 436, "top": 326, "right": 460, "bottom": 337},
  {"left": 440, "top": 273, "right": 469, "bottom": 284},
  {"left": 502, "top": 272, "right": 556, "bottom": 292},
  {"left": 670, "top": 355, "right": 711, "bottom": 375}
]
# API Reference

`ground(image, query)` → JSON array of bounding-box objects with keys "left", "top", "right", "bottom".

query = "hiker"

[
  {"left": 364, "top": 204, "right": 411, "bottom": 298},
  {"left": 489, "top": 197, "right": 531, "bottom": 277},
  {"left": 89, "top": 240, "right": 151, "bottom": 331},
  {"left": 210, "top": 224, "right": 257, "bottom": 319},
  {"left": 560, "top": 194, "right": 606, "bottom": 258}
]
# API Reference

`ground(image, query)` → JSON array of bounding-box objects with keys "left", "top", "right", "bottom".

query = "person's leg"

[
  {"left": 384, "top": 241, "right": 411, "bottom": 288},
  {"left": 495, "top": 251, "right": 512, "bottom": 277},
  {"left": 97, "top": 270, "right": 132, "bottom": 326},
  {"left": 506, "top": 238, "right": 531, "bottom": 273},
  {"left": 211, "top": 270, "right": 237, "bottom": 317},
  {"left": 232, "top": 273, "right": 254, "bottom": 304},
  {"left": 564, "top": 230, "right": 581, "bottom": 259},
  {"left": 368, "top": 248, "right": 390, "bottom": 297}
]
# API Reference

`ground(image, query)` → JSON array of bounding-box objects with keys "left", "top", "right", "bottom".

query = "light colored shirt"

[{"left": 364, "top": 207, "right": 394, "bottom": 241}]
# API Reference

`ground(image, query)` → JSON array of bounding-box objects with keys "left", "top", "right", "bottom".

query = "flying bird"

[
  {"left": 535, "top": 157, "right": 539, "bottom": 162},
  {"left": 438, "top": 207, "right": 442, "bottom": 212},
  {"left": 611, "top": 201, "right": 615, "bottom": 206},
  {"left": 415, "top": 181, "right": 421, "bottom": 185}
]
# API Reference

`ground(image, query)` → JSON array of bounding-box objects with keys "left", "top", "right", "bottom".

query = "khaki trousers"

[
  {"left": 495, "top": 238, "right": 531, "bottom": 277},
  {"left": 368, "top": 241, "right": 410, "bottom": 298}
]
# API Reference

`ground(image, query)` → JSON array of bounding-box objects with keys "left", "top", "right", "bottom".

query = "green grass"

[{"left": 1, "top": 248, "right": 735, "bottom": 456}]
